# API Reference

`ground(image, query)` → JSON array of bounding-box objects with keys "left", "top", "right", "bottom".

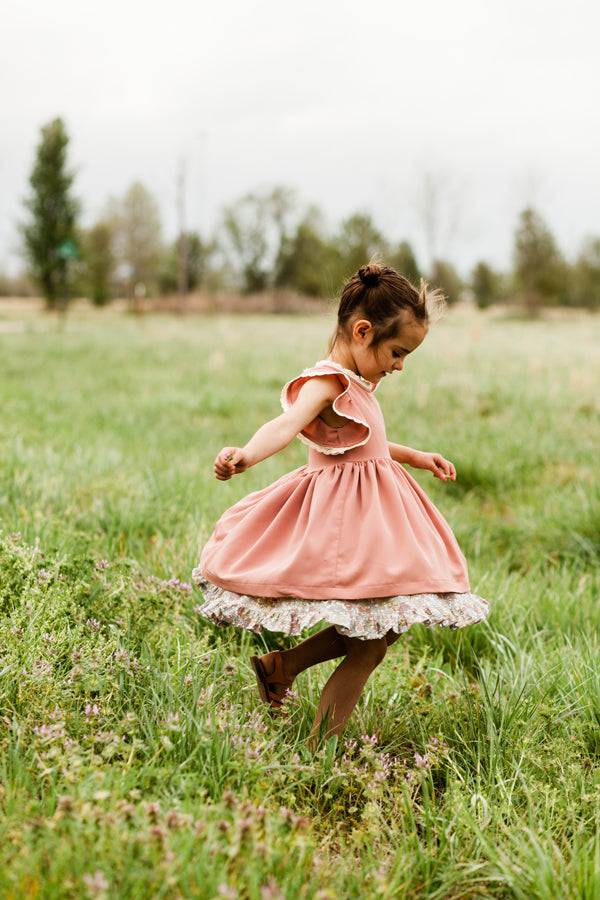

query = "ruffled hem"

[{"left": 193, "top": 573, "right": 490, "bottom": 640}]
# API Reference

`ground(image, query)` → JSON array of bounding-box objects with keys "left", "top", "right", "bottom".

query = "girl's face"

[{"left": 350, "top": 314, "right": 428, "bottom": 384}]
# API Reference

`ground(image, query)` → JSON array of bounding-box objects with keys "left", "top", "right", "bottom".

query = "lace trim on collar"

[{"left": 316, "top": 359, "right": 377, "bottom": 392}]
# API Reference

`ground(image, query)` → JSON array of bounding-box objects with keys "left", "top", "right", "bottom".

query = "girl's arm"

[
  {"left": 214, "top": 376, "right": 343, "bottom": 481},
  {"left": 388, "top": 442, "right": 456, "bottom": 482}
]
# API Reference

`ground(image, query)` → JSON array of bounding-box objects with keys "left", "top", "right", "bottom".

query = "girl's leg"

[
  {"left": 258, "top": 625, "right": 402, "bottom": 700},
  {"left": 257, "top": 626, "right": 346, "bottom": 700},
  {"left": 283, "top": 626, "right": 346, "bottom": 677},
  {"left": 310, "top": 635, "right": 388, "bottom": 744},
  {"left": 386, "top": 628, "right": 402, "bottom": 647}
]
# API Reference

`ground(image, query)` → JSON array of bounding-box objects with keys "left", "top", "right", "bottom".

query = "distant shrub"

[{"left": 0, "top": 271, "right": 36, "bottom": 297}]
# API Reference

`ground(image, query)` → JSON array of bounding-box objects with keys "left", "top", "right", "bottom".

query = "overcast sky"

[{"left": 2, "top": 0, "right": 599, "bottom": 276}]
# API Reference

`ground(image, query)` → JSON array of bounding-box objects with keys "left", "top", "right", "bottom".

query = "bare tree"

[
  {"left": 221, "top": 187, "right": 296, "bottom": 293},
  {"left": 411, "top": 169, "right": 464, "bottom": 274},
  {"left": 106, "top": 182, "right": 163, "bottom": 310}
]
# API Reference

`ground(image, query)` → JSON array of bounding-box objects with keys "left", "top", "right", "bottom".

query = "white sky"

[{"left": 2, "top": 0, "right": 599, "bottom": 276}]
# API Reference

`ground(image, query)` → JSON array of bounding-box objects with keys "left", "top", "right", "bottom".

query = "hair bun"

[{"left": 358, "top": 265, "right": 381, "bottom": 287}]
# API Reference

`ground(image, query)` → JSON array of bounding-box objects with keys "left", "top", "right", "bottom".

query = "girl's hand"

[
  {"left": 413, "top": 451, "right": 456, "bottom": 482},
  {"left": 214, "top": 447, "right": 249, "bottom": 481}
]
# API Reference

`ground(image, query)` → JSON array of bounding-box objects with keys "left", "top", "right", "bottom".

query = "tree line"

[{"left": 6, "top": 117, "right": 600, "bottom": 313}]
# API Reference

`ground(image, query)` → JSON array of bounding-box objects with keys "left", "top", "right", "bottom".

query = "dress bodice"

[{"left": 281, "top": 360, "right": 392, "bottom": 465}]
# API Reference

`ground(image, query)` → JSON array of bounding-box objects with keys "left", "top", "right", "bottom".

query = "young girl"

[{"left": 193, "top": 264, "right": 489, "bottom": 745}]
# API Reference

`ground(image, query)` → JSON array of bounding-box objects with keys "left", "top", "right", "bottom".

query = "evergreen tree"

[
  {"left": 22, "top": 118, "right": 80, "bottom": 310},
  {"left": 275, "top": 207, "right": 337, "bottom": 297},
  {"left": 513, "top": 207, "right": 567, "bottom": 312},
  {"left": 568, "top": 238, "right": 600, "bottom": 310},
  {"left": 430, "top": 259, "right": 464, "bottom": 304},
  {"left": 334, "top": 212, "right": 388, "bottom": 279},
  {"left": 83, "top": 221, "right": 114, "bottom": 306},
  {"left": 389, "top": 240, "right": 421, "bottom": 285},
  {"left": 471, "top": 261, "right": 504, "bottom": 308},
  {"left": 158, "top": 231, "right": 215, "bottom": 294}
]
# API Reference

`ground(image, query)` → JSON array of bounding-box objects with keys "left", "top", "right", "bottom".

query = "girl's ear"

[{"left": 352, "top": 319, "right": 373, "bottom": 344}]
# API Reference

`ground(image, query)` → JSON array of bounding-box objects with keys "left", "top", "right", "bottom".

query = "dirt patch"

[{"left": 0, "top": 290, "right": 332, "bottom": 318}]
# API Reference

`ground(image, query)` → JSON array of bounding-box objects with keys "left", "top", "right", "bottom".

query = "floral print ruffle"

[{"left": 193, "top": 572, "right": 489, "bottom": 640}]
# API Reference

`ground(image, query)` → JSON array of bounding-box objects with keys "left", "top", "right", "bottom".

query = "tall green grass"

[{"left": 0, "top": 308, "right": 599, "bottom": 898}]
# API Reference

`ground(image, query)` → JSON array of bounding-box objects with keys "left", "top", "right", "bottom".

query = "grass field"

[{"left": 1, "top": 306, "right": 599, "bottom": 899}]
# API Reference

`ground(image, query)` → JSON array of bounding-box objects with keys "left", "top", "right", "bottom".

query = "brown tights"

[{"left": 259, "top": 625, "right": 401, "bottom": 745}]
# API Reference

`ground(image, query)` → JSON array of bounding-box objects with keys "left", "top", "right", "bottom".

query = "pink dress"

[{"left": 193, "top": 360, "right": 489, "bottom": 639}]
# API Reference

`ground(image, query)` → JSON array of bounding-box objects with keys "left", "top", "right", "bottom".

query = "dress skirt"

[{"left": 193, "top": 361, "right": 489, "bottom": 639}]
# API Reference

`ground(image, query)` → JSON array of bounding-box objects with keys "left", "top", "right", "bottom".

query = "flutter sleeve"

[{"left": 280, "top": 363, "right": 371, "bottom": 455}]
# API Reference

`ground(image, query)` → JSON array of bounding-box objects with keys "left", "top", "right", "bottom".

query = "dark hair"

[{"left": 330, "top": 263, "right": 445, "bottom": 352}]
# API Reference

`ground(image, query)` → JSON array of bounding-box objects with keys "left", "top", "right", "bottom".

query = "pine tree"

[
  {"left": 84, "top": 221, "right": 114, "bottom": 306},
  {"left": 389, "top": 241, "right": 421, "bottom": 286},
  {"left": 22, "top": 118, "right": 80, "bottom": 310},
  {"left": 334, "top": 213, "right": 388, "bottom": 278},
  {"left": 274, "top": 207, "right": 337, "bottom": 297},
  {"left": 513, "top": 207, "right": 567, "bottom": 312},
  {"left": 471, "top": 261, "right": 504, "bottom": 308}
]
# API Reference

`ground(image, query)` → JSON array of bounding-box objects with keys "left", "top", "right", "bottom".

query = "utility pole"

[{"left": 177, "top": 159, "right": 188, "bottom": 315}]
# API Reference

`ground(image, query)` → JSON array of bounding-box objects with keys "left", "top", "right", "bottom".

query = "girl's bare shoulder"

[{"left": 296, "top": 373, "right": 345, "bottom": 402}]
